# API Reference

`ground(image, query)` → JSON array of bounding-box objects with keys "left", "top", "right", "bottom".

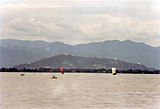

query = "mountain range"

[
  {"left": 13, "top": 54, "right": 148, "bottom": 70},
  {"left": 0, "top": 39, "right": 159, "bottom": 69}
]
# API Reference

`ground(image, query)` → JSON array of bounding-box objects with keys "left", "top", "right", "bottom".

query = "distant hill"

[
  {"left": 13, "top": 54, "right": 148, "bottom": 70},
  {"left": 0, "top": 39, "right": 159, "bottom": 69}
]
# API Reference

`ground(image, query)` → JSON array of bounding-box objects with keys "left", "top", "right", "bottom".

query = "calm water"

[{"left": 0, "top": 73, "right": 160, "bottom": 109}]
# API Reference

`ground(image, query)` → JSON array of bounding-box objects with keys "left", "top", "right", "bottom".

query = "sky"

[{"left": 0, "top": 0, "right": 160, "bottom": 46}]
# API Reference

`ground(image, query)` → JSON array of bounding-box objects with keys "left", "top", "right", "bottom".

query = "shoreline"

[{"left": 0, "top": 72, "right": 160, "bottom": 74}]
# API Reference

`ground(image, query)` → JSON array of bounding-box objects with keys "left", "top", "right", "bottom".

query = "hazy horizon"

[
  {"left": 1, "top": 38, "right": 160, "bottom": 47},
  {"left": 0, "top": 0, "right": 160, "bottom": 46}
]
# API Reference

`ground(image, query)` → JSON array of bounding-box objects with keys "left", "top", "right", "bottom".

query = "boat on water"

[{"left": 112, "top": 68, "right": 117, "bottom": 75}]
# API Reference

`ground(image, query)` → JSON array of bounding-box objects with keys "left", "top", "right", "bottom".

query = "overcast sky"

[{"left": 0, "top": 0, "right": 160, "bottom": 46}]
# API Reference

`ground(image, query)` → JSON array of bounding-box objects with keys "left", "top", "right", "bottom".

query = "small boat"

[
  {"left": 112, "top": 68, "right": 117, "bottom": 75},
  {"left": 20, "top": 74, "right": 25, "bottom": 76},
  {"left": 60, "top": 67, "right": 64, "bottom": 74},
  {"left": 51, "top": 75, "right": 57, "bottom": 79}
]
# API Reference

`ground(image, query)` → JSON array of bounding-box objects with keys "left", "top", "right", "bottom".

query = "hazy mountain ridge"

[
  {"left": 13, "top": 54, "right": 148, "bottom": 70},
  {"left": 0, "top": 39, "right": 159, "bottom": 69}
]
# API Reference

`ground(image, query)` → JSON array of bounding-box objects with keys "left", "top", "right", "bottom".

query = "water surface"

[{"left": 0, "top": 73, "right": 160, "bottom": 109}]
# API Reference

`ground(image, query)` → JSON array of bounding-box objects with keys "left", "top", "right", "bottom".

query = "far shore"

[{"left": 0, "top": 72, "right": 160, "bottom": 74}]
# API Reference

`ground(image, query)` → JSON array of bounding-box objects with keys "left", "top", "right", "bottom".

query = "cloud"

[
  {"left": 1, "top": 17, "right": 90, "bottom": 44},
  {"left": 0, "top": 0, "right": 160, "bottom": 46}
]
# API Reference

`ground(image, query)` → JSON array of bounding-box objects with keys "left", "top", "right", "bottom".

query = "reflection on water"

[{"left": 0, "top": 73, "right": 160, "bottom": 109}]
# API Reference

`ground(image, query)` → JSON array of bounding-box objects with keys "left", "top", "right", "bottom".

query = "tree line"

[{"left": 0, "top": 67, "right": 159, "bottom": 74}]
